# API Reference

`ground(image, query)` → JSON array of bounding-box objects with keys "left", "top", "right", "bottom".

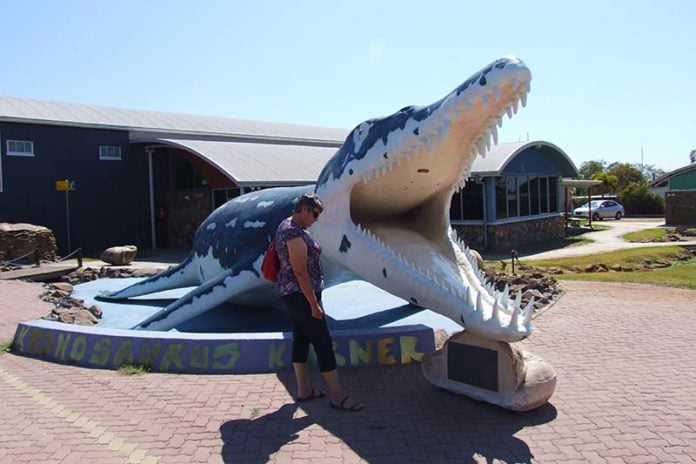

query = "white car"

[{"left": 573, "top": 200, "right": 624, "bottom": 221}]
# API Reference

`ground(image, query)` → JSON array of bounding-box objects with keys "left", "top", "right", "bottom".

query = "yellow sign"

[{"left": 55, "top": 180, "right": 75, "bottom": 191}]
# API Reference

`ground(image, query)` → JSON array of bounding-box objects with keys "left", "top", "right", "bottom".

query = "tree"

[
  {"left": 578, "top": 160, "right": 606, "bottom": 179},
  {"left": 640, "top": 164, "right": 666, "bottom": 182},
  {"left": 690, "top": 149, "right": 696, "bottom": 164},
  {"left": 591, "top": 172, "right": 618, "bottom": 195},
  {"left": 606, "top": 162, "right": 646, "bottom": 192}
]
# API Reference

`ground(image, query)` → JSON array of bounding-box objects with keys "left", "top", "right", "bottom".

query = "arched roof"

[
  {"left": 146, "top": 138, "right": 337, "bottom": 186},
  {"left": 472, "top": 140, "right": 578, "bottom": 177}
]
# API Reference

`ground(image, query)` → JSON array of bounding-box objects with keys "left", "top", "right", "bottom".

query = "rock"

[
  {"left": 88, "top": 305, "right": 103, "bottom": 318},
  {"left": 0, "top": 223, "right": 58, "bottom": 262},
  {"left": 100, "top": 245, "right": 138, "bottom": 265},
  {"left": 421, "top": 331, "right": 557, "bottom": 411},
  {"left": 57, "top": 309, "right": 98, "bottom": 325},
  {"left": 52, "top": 282, "right": 74, "bottom": 294},
  {"left": 131, "top": 267, "right": 160, "bottom": 277},
  {"left": 469, "top": 249, "right": 484, "bottom": 269}
]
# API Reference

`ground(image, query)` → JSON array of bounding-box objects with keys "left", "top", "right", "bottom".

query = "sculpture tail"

[{"left": 96, "top": 254, "right": 199, "bottom": 300}]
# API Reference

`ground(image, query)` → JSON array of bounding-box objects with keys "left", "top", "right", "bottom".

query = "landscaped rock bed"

[
  {"left": 635, "top": 227, "right": 696, "bottom": 243},
  {"left": 41, "top": 266, "right": 162, "bottom": 326}
]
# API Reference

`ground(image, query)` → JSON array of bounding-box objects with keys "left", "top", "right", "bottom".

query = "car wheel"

[
  {"left": 592, "top": 212, "right": 600, "bottom": 221},
  {"left": 615, "top": 212, "right": 622, "bottom": 220}
]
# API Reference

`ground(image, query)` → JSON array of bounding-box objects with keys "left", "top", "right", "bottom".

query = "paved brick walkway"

[{"left": 0, "top": 279, "right": 695, "bottom": 463}]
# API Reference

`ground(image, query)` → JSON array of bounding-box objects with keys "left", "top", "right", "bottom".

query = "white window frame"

[
  {"left": 99, "top": 145, "right": 122, "bottom": 161},
  {"left": 6, "top": 140, "right": 35, "bottom": 157}
]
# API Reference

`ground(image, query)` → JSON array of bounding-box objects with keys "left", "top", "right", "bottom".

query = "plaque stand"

[{"left": 421, "top": 331, "right": 556, "bottom": 411}]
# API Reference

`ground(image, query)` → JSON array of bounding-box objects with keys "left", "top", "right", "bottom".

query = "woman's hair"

[{"left": 293, "top": 192, "right": 324, "bottom": 213}]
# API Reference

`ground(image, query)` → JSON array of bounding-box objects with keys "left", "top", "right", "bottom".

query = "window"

[
  {"left": 519, "top": 176, "right": 530, "bottom": 216},
  {"left": 548, "top": 177, "right": 558, "bottom": 212},
  {"left": 495, "top": 178, "right": 507, "bottom": 219},
  {"left": 99, "top": 146, "right": 122, "bottom": 160},
  {"left": 506, "top": 177, "right": 518, "bottom": 218},
  {"left": 450, "top": 181, "right": 484, "bottom": 221},
  {"left": 540, "top": 177, "right": 549, "bottom": 213},
  {"left": 530, "top": 176, "right": 540, "bottom": 215},
  {"left": 7, "top": 140, "right": 34, "bottom": 157},
  {"left": 212, "top": 187, "right": 242, "bottom": 209}
]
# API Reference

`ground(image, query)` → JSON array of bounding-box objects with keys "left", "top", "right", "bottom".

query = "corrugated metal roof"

[
  {"left": 0, "top": 95, "right": 349, "bottom": 145},
  {"left": 154, "top": 138, "right": 338, "bottom": 186}
]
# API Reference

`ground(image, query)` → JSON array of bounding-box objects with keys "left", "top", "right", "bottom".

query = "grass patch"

[
  {"left": 623, "top": 228, "right": 670, "bottom": 242},
  {"left": 508, "top": 246, "right": 696, "bottom": 290},
  {"left": 250, "top": 407, "right": 260, "bottom": 419},
  {"left": 0, "top": 340, "right": 12, "bottom": 354},
  {"left": 556, "top": 260, "right": 696, "bottom": 290},
  {"left": 117, "top": 364, "right": 151, "bottom": 376},
  {"left": 520, "top": 246, "right": 691, "bottom": 270}
]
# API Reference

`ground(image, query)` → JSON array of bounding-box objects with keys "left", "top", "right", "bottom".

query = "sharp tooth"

[
  {"left": 521, "top": 91, "right": 528, "bottom": 108},
  {"left": 512, "top": 99, "right": 519, "bottom": 114},
  {"left": 497, "top": 115, "right": 503, "bottom": 128},
  {"left": 501, "top": 283, "right": 509, "bottom": 306},
  {"left": 484, "top": 133, "right": 491, "bottom": 151},
  {"left": 481, "top": 94, "right": 489, "bottom": 108},
  {"left": 492, "top": 300, "right": 502, "bottom": 324},
  {"left": 465, "top": 102, "right": 473, "bottom": 113},
  {"left": 466, "top": 287, "right": 476, "bottom": 309},
  {"left": 522, "top": 296, "right": 535, "bottom": 323},
  {"left": 493, "top": 87, "right": 500, "bottom": 100},
  {"left": 510, "top": 304, "right": 521, "bottom": 327},
  {"left": 514, "top": 291, "right": 522, "bottom": 309},
  {"left": 506, "top": 107, "right": 513, "bottom": 119},
  {"left": 512, "top": 78, "right": 519, "bottom": 89},
  {"left": 476, "top": 291, "right": 483, "bottom": 311}
]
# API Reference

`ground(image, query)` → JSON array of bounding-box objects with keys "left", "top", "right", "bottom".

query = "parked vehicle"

[{"left": 573, "top": 200, "right": 624, "bottom": 221}]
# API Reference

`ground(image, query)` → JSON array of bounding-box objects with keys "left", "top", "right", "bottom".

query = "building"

[
  {"left": 651, "top": 163, "right": 696, "bottom": 226},
  {"left": 1, "top": 96, "right": 578, "bottom": 255},
  {"left": 454, "top": 141, "right": 579, "bottom": 250}
]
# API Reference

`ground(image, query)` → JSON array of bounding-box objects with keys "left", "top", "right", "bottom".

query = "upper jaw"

[{"left": 314, "top": 56, "right": 534, "bottom": 342}]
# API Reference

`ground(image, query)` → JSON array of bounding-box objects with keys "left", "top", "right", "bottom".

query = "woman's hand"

[{"left": 311, "top": 302, "right": 325, "bottom": 319}]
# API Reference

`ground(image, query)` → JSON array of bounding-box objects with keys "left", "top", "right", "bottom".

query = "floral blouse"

[{"left": 275, "top": 217, "right": 324, "bottom": 296}]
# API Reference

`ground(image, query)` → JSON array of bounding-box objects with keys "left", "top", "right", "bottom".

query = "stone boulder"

[
  {"left": 422, "top": 331, "right": 557, "bottom": 411},
  {"left": 0, "top": 223, "right": 58, "bottom": 262},
  {"left": 100, "top": 245, "right": 138, "bottom": 265}
]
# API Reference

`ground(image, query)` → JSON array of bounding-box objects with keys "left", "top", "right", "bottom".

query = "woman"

[{"left": 275, "top": 192, "right": 363, "bottom": 412}]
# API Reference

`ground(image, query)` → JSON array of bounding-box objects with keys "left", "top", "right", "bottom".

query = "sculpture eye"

[{"left": 353, "top": 122, "right": 371, "bottom": 144}]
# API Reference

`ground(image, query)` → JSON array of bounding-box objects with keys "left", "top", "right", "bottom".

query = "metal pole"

[
  {"left": 147, "top": 149, "right": 157, "bottom": 250},
  {"left": 65, "top": 190, "right": 71, "bottom": 253},
  {"left": 587, "top": 187, "right": 592, "bottom": 228},
  {"left": 564, "top": 187, "right": 569, "bottom": 236}
]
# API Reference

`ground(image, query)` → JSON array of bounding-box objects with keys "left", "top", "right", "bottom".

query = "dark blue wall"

[
  {"left": 501, "top": 147, "right": 576, "bottom": 176},
  {"left": 0, "top": 122, "right": 151, "bottom": 255}
]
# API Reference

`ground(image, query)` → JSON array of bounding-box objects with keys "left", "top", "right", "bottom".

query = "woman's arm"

[{"left": 286, "top": 236, "right": 324, "bottom": 319}]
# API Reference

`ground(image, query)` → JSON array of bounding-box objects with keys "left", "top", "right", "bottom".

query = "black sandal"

[
  {"left": 329, "top": 396, "right": 364, "bottom": 412},
  {"left": 295, "top": 388, "right": 326, "bottom": 402}
]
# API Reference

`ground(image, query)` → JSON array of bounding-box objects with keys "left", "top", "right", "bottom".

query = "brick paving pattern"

[{"left": 0, "top": 279, "right": 695, "bottom": 463}]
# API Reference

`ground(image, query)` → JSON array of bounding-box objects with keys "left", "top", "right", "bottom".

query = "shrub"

[{"left": 618, "top": 182, "right": 664, "bottom": 215}]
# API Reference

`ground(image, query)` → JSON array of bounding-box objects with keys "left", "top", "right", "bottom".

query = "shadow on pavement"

[{"left": 219, "top": 365, "right": 557, "bottom": 463}]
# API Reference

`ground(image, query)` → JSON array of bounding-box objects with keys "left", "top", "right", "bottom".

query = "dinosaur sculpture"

[{"left": 99, "top": 56, "right": 534, "bottom": 343}]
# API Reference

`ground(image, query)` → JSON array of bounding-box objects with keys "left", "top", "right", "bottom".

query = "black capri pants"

[{"left": 281, "top": 291, "right": 337, "bottom": 372}]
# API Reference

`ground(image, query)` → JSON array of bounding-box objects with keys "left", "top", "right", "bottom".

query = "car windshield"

[{"left": 580, "top": 201, "right": 603, "bottom": 208}]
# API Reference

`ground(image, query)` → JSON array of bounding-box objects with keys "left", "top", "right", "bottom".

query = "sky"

[{"left": 2, "top": 0, "right": 695, "bottom": 172}]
